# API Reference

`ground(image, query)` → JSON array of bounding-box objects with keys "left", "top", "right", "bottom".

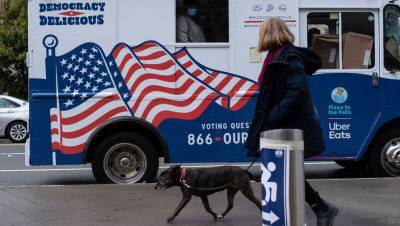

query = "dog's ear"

[{"left": 171, "top": 164, "right": 181, "bottom": 170}]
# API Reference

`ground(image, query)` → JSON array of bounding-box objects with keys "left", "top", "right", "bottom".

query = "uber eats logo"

[{"left": 39, "top": 2, "right": 106, "bottom": 26}]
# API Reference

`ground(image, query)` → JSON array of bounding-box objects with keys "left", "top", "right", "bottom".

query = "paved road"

[
  {"left": 0, "top": 142, "right": 399, "bottom": 226},
  {"left": 0, "top": 179, "right": 399, "bottom": 226},
  {"left": 0, "top": 143, "right": 371, "bottom": 186}
]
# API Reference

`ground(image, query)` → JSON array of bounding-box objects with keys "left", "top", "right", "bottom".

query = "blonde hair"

[{"left": 258, "top": 18, "right": 295, "bottom": 52}]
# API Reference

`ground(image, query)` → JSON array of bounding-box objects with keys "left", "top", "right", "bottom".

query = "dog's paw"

[{"left": 167, "top": 217, "right": 174, "bottom": 223}]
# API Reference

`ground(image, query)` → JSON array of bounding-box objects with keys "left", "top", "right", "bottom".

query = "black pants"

[{"left": 305, "top": 179, "right": 322, "bottom": 206}]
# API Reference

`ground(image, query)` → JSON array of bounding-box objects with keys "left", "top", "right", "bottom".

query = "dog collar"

[{"left": 180, "top": 168, "right": 187, "bottom": 181}]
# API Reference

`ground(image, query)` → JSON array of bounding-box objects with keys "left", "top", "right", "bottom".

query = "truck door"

[{"left": 299, "top": 10, "right": 380, "bottom": 159}]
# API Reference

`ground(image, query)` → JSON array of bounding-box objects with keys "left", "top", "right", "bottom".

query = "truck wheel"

[
  {"left": 7, "top": 121, "right": 28, "bottom": 143},
  {"left": 92, "top": 132, "right": 158, "bottom": 184},
  {"left": 335, "top": 160, "right": 366, "bottom": 170},
  {"left": 368, "top": 128, "right": 400, "bottom": 177}
]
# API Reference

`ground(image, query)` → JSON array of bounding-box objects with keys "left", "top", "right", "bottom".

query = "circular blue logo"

[{"left": 331, "top": 87, "right": 348, "bottom": 104}]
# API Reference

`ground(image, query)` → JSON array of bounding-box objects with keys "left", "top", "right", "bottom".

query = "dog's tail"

[{"left": 246, "top": 170, "right": 261, "bottom": 182}]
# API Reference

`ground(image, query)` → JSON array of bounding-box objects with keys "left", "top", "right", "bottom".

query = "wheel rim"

[
  {"left": 10, "top": 124, "right": 27, "bottom": 141},
  {"left": 103, "top": 143, "right": 147, "bottom": 184},
  {"left": 381, "top": 138, "right": 400, "bottom": 177}
]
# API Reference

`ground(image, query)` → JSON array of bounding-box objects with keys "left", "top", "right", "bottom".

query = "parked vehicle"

[
  {"left": 0, "top": 95, "right": 28, "bottom": 143},
  {"left": 27, "top": 0, "right": 400, "bottom": 183}
]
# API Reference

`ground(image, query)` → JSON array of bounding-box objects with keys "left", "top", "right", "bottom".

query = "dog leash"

[{"left": 246, "top": 156, "right": 259, "bottom": 171}]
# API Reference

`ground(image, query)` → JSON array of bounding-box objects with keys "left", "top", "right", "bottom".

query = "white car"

[{"left": 0, "top": 95, "right": 29, "bottom": 143}]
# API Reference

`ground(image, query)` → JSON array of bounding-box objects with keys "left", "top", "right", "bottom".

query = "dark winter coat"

[{"left": 245, "top": 44, "right": 325, "bottom": 158}]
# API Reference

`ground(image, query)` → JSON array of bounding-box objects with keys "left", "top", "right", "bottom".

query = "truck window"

[
  {"left": 308, "top": 12, "right": 375, "bottom": 70},
  {"left": 308, "top": 13, "right": 339, "bottom": 69},
  {"left": 176, "top": 0, "right": 229, "bottom": 43},
  {"left": 384, "top": 4, "right": 400, "bottom": 71}
]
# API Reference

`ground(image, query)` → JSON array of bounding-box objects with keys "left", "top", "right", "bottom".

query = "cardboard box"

[
  {"left": 311, "top": 35, "right": 339, "bottom": 69},
  {"left": 343, "top": 32, "right": 374, "bottom": 69}
]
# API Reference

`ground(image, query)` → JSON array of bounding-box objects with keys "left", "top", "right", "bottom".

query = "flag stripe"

[
  {"left": 62, "top": 106, "right": 127, "bottom": 139},
  {"left": 62, "top": 94, "right": 119, "bottom": 125}
]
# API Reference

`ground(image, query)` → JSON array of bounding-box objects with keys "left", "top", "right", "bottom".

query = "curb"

[{"left": 0, "top": 139, "right": 12, "bottom": 144}]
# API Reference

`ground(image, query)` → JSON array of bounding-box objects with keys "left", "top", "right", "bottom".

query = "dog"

[{"left": 155, "top": 165, "right": 261, "bottom": 223}]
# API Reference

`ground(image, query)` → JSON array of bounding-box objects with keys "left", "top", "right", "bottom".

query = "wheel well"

[
  {"left": 84, "top": 118, "right": 169, "bottom": 163},
  {"left": 364, "top": 118, "right": 400, "bottom": 159},
  {"left": 5, "top": 120, "right": 27, "bottom": 137}
]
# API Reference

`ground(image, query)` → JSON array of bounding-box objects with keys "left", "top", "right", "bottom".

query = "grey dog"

[{"left": 155, "top": 165, "right": 261, "bottom": 223}]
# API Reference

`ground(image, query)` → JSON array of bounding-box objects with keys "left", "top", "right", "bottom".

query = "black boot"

[{"left": 311, "top": 200, "right": 339, "bottom": 226}]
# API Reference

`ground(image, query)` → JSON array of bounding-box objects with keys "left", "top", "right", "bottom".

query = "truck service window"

[
  {"left": 307, "top": 13, "right": 340, "bottom": 69},
  {"left": 384, "top": 4, "right": 400, "bottom": 71},
  {"left": 176, "top": 0, "right": 228, "bottom": 43},
  {"left": 308, "top": 12, "right": 375, "bottom": 70}
]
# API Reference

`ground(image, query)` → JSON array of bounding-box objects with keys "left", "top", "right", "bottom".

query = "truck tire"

[
  {"left": 335, "top": 160, "right": 366, "bottom": 170},
  {"left": 7, "top": 121, "right": 28, "bottom": 143},
  {"left": 92, "top": 132, "right": 159, "bottom": 184},
  {"left": 368, "top": 128, "right": 400, "bottom": 177}
]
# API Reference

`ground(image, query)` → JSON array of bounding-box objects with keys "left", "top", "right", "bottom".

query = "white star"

[
  {"left": 84, "top": 81, "right": 91, "bottom": 89},
  {"left": 95, "top": 78, "right": 103, "bottom": 84},
  {"left": 96, "top": 59, "right": 103, "bottom": 65},
  {"left": 68, "top": 75, "right": 75, "bottom": 83},
  {"left": 72, "top": 89, "right": 79, "bottom": 97},
  {"left": 123, "top": 93, "right": 129, "bottom": 99},
  {"left": 93, "top": 66, "right": 99, "bottom": 72},
  {"left": 63, "top": 86, "right": 71, "bottom": 93},
  {"left": 101, "top": 72, "right": 107, "bottom": 77},
  {"left": 113, "top": 72, "right": 118, "bottom": 77},
  {"left": 91, "top": 47, "right": 98, "bottom": 53},
  {"left": 118, "top": 82, "right": 123, "bottom": 88},
  {"left": 77, "top": 57, "right": 83, "bottom": 63},
  {"left": 60, "top": 59, "right": 67, "bottom": 65},
  {"left": 67, "top": 64, "right": 73, "bottom": 69},
  {"left": 73, "top": 65, "right": 80, "bottom": 72},
  {"left": 64, "top": 99, "right": 73, "bottom": 107},
  {"left": 88, "top": 53, "right": 95, "bottom": 59},
  {"left": 70, "top": 54, "right": 77, "bottom": 61},
  {"left": 80, "top": 92, "right": 88, "bottom": 100},
  {"left": 80, "top": 67, "right": 88, "bottom": 74},
  {"left": 62, "top": 72, "right": 69, "bottom": 79},
  {"left": 76, "top": 77, "right": 84, "bottom": 86},
  {"left": 91, "top": 86, "right": 98, "bottom": 92},
  {"left": 109, "top": 61, "right": 113, "bottom": 67},
  {"left": 84, "top": 60, "right": 91, "bottom": 66},
  {"left": 88, "top": 73, "right": 95, "bottom": 79},
  {"left": 104, "top": 81, "right": 111, "bottom": 87},
  {"left": 80, "top": 49, "right": 87, "bottom": 55}
]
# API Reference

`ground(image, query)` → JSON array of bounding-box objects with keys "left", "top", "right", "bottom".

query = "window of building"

[
  {"left": 384, "top": 4, "right": 400, "bottom": 71},
  {"left": 0, "top": 98, "right": 19, "bottom": 108},
  {"left": 308, "top": 12, "right": 375, "bottom": 70},
  {"left": 176, "top": 0, "right": 229, "bottom": 43}
]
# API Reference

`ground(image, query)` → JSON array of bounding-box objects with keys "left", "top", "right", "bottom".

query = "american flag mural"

[{"left": 50, "top": 41, "right": 257, "bottom": 155}]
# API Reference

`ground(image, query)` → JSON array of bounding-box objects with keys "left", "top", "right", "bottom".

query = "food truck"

[{"left": 27, "top": 0, "right": 400, "bottom": 183}]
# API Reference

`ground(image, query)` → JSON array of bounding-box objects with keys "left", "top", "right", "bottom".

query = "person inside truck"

[{"left": 176, "top": 0, "right": 206, "bottom": 43}]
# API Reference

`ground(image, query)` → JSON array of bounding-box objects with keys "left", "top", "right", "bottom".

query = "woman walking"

[{"left": 245, "top": 18, "right": 339, "bottom": 226}]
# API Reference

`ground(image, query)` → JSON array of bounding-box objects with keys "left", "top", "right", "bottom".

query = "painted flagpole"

[{"left": 43, "top": 35, "right": 59, "bottom": 165}]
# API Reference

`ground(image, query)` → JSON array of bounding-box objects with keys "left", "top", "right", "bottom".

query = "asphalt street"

[{"left": 0, "top": 142, "right": 399, "bottom": 226}]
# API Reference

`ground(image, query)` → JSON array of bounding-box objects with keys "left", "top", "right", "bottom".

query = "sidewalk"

[{"left": 0, "top": 178, "right": 399, "bottom": 226}]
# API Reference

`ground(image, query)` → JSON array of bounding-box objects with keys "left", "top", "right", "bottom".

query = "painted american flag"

[
  {"left": 50, "top": 41, "right": 257, "bottom": 155},
  {"left": 108, "top": 41, "right": 225, "bottom": 126},
  {"left": 50, "top": 43, "right": 131, "bottom": 155}
]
